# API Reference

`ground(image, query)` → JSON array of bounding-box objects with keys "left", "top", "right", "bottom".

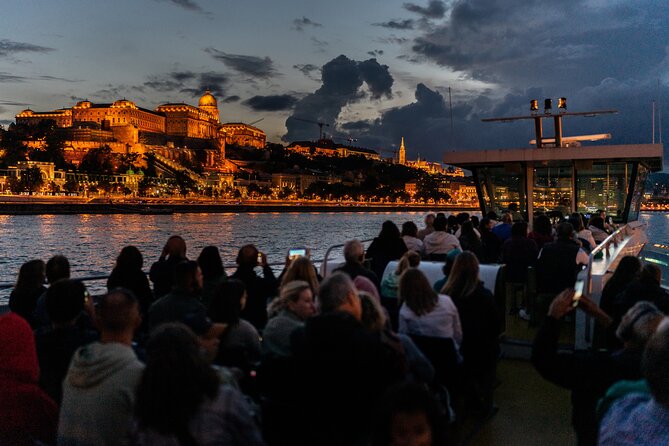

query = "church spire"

[{"left": 399, "top": 136, "right": 406, "bottom": 165}]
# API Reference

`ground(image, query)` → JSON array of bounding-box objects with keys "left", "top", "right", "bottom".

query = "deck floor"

[{"left": 467, "top": 359, "right": 576, "bottom": 446}]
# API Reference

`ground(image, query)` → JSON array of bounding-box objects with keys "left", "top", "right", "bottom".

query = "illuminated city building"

[
  {"left": 399, "top": 136, "right": 406, "bottom": 165},
  {"left": 286, "top": 139, "right": 381, "bottom": 160},
  {"left": 220, "top": 123, "right": 266, "bottom": 149}
]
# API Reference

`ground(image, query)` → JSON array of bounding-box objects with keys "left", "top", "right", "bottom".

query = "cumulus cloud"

[
  {"left": 204, "top": 48, "right": 277, "bottom": 79},
  {"left": 403, "top": 0, "right": 446, "bottom": 19},
  {"left": 292, "top": 16, "right": 323, "bottom": 31},
  {"left": 243, "top": 94, "right": 299, "bottom": 111},
  {"left": 283, "top": 55, "right": 394, "bottom": 142},
  {"left": 0, "top": 39, "right": 55, "bottom": 57},
  {"left": 410, "top": 0, "right": 669, "bottom": 91}
]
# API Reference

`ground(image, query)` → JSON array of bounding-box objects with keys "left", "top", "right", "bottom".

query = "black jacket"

[
  {"left": 536, "top": 240, "right": 581, "bottom": 294},
  {"left": 231, "top": 265, "right": 278, "bottom": 330},
  {"left": 365, "top": 237, "right": 408, "bottom": 280},
  {"left": 531, "top": 316, "right": 643, "bottom": 446},
  {"left": 333, "top": 261, "right": 380, "bottom": 289}
]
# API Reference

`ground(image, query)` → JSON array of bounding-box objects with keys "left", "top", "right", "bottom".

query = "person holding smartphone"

[{"left": 231, "top": 244, "right": 279, "bottom": 330}]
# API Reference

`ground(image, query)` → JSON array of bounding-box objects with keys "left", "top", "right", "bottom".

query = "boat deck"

[{"left": 467, "top": 359, "right": 576, "bottom": 445}]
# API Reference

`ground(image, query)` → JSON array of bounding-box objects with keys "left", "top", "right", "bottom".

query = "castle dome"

[{"left": 199, "top": 90, "right": 218, "bottom": 108}]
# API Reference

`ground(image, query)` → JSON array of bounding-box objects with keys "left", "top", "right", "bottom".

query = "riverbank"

[{"left": 0, "top": 195, "right": 477, "bottom": 215}]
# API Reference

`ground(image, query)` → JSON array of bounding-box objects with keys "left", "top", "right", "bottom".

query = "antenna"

[
  {"left": 653, "top": 100, "right": 656, "bottom": 144},
  {"left": 449, "top": 86, "right": 454, "bottom": 150},
  {"left": 659, "top": 79, "right": 663, "bottom": 145}
]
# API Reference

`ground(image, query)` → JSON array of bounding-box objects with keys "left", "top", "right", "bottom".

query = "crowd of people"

[{"left": 1, "top": 207, "right": 668, "bottom": 445}]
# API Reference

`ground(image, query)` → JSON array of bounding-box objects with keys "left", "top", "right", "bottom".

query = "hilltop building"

[
  {"left": 286, "top": 139, "right": 381, "bottom": 161},
  {"left": 15, "top": 91, "right": 267, "bottom": 168},
  {"left": 399, "top": 136, "right": 407, "bottom": 165}
]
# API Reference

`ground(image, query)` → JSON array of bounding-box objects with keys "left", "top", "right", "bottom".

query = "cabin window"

[{"left": 575, "top": 162, "right": 633, "bottom": 222}]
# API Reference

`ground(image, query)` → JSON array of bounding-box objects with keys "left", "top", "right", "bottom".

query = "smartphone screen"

[
  {"left": 572, "top": 280, "right": 585, "bottom": 307},
  {"left": 288, "top": 248, "right": 307, "bottom": 259}
]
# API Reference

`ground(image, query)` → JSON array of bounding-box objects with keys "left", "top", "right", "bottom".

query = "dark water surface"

[{"left": 0, "top": 211, "right": 664, "bottom": 300}]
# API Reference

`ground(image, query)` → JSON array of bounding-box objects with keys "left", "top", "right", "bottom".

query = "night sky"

[{"left": 1, "top": 0, "right": 668, "bottom": 164}]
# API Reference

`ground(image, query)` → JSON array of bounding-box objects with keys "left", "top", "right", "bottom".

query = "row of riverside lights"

[{"left": 530, "top": 97, "right": 567, "bottom": 114}]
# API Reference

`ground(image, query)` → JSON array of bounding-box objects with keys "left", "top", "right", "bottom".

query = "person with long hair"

[
  {"left": 381, "top": 251, "right": 421, "bottom": 299},
  {"left": 588, "top": 215, "right": 609, "bottom": 244},
  {"left": 528, "top": 214, "right": 554, "bottom": 249},
  {"left": 366, "top": 220, "right": 409, "bottom": 279},
  {"left": 596, "top": 256, "right": 642, "bottom": 349},
  {"left": 207, "top": 279, "right": 261, "bottom": 371},
  {"left": 441, "top": 251, "right": 500, "bottom": 416},
  {"left": 132, "top": 323, "right": 263, "bottom": 445},
  {"left": 263, "top": 280, "right": 316, "bottom": 358},
  {"left": 108, "top": 246, "right": 153, "bottom": 323},
  {"left": 279, "top": 255, "right": 320, "bottom": 296},
  {"left": 197, "top": 246, "right": 227, "bottom": 308},
  {"left": 9, "top": 259, "right": 46, "bottom": 327},
  {"left": 401, "top": 221, "right": 424, "bottom": 255},
  {"left": 458, "top": 221, "right": 483, "bottom": 261},
  {"left": 398, "top": 268, "right": 462, "bottom": 345}
]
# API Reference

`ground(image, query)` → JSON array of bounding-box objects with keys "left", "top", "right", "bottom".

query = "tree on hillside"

[
  {"left": 117, "top": 152, "right": 142, "bottom": 173},
  {"left": 19, "top": 166, "right": 44, "bottom": 195},
  {"left": 79, "top": 146, "right": 115, "bottom": 174}
]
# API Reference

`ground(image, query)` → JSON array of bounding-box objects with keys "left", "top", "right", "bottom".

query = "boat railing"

[{"left": 577, "top": 222, "right": 644, "bottom": 347}]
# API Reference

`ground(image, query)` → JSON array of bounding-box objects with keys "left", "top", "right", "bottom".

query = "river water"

[{"left": 0, "top": 211, "right": 665, "bottom": 300}]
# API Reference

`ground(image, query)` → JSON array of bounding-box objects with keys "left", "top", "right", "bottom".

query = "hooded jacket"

[
  {"left": 0, "top": 312, "right": 58, "bottom": 446},
  {"left": 58, "top": 342, "right": 144, "bottom": 446},
  {"left": 423, "top": 231, "right": 462, "bottom": 255}
]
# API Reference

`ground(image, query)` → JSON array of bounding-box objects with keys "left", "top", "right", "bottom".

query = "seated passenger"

[
  {"left": 333, "top": 239, "right": 380, "bottom": 288},
  {"left": 528, "top": 214, "right": 554, "bottom": 249},
  {"left": 231, "top": 244, "right": 279, "bottom": 330},
  {"left": 401, "top": 221, "right": 424, "bottom": 256},
  {"left": 614, "top": 263, "right": 669, "bottom": 324},
  {"left": 424, "top": 214, "right": 461, "bottom": 260},
  {"left": 381, "top": 250, "right": 421, "bottom": 299},
  {"left": 32, "top": 254, "right": 71, "bottom": 330},
  {"left": 289, "top": 272, "right": 406, "bottom": 445},
  {"left": 360, "top": 291, "right": 434, "bottom": 384},
  {"left": 599, "top": 319, "right": 669, "bottom": 445},
  {"left": 458, "top": 221, "right": 483, "bottom": 261},
  {"left": 131, "top": 323, "right": 264, "bottom": 445},
  {"left": 441, "top": 251, "right": 500, "bottom": 416},
  {"left": 366, "top": 220, "right": 409, "bottom": 280},
  {"left": 432, "top": 249, "right": 461, "bottom": 293},
  {"left": 532, "top": 296, "right": 664, "bottom": 446},
  {"left": 197, "top": 245, "right": 227, "bottom": 309},
  {"left": 150, "top": 235, "right": 188, "bottom": 299},
  {"left": 398, "top": 268, "right": 462, "bottom": 345},
  {"left": 35, "top": 279, "right": 98, "bottom": 405},
  {"left": 149, "top": 260, "right": 207, "bottom": 329},
  {"left": 207, "top": 279, "right": 261, "bottom": 371},
  {"left": 8, "top": 259, "right": 46, "bottom": 327},
  {"left": 588, "top": 216, "right": 609, "bottom": 244},
  {"left": 58, "top": 289, "right": 144, "bottom": 446},
  {"left": 263, "top": 280, "right": 316, "bottom": 358},
  {"left": 569, "top": 213, "right": 596, "bottom": 252},
  {"left": 492, "top": 213, "right": 513, "bottom": 242},
  {"left": 479, "top": 217, "right": 502, "bottom": 264},
  {"left": 107, "top": 246, "right": 153, "bottom": 331},
  {"left": 0, "top": 313, "right": 58, "bottom": 446},
  {"left": 279, "top": 255, "right": 321, "bottom": 296},
  {"left": 536, "top": 222, "right": 589, "bottom": 295},
  {"left": 416, "top": 213, "right": 435, "bottom": 240},
  {"left": 372, "top": 382, "right": 445, "bottom": 446}
]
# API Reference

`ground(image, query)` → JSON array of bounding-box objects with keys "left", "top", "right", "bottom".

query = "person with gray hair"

[
  {"left": 532, "top": 291, "right": 664, "bottom": 446},
  {"left": 599, "top": 318, "right": 669, "bottom": 444},
  {"left": 333, "top": 239, "right": 380, "bottom": 288},
  {"left": 286, "top": 271, "right": 406, "bottom": 445}
]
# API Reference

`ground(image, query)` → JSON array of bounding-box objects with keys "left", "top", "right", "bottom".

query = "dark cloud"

[
  {"left": 367, "top": 50, "right": 384, "bottom": 57},
  {"left": 224, "top": 95, "right": 241, "bottom": 103},
  {"left": 311, "top": 37, "right": 329, "bottom": 51},
  {"left": 377, "top": 36, "right": 410, "bottom": 45},
  {"left": 292, "top": 16, "right": 323, "bottom": 31},
  {"left": 151, "top": 0, "right": 205, "bottom": 12},
  {"left": 36, "top": 75, "right": 79, "bottom": 82},
  {"left": 243, "top": 94, "right": 299, "bottom": 111},
  {"left": 283, "top": 55, "right": 394, "bottom": 142},
  {"left": 0, "top": 72, "right": 27, "bottom": 83},
  {"left": 293, "top": 64, "right": 320, "bottom": 80},
  {"left": 410, "top": 0, "right": 669, "bottom": 91},
  {"left": 373, "top": 19, "right": 415, "bottom": 30},
  {"left": 403, "top": 0, "right": 446, "bottom": 19},
  {"left": 358, "top": 59, "right": 393, "bottom": 99},
  {"left": 0, "top": 119, "right": 13, "bottom": 127},
  {"left": 0, "top": 100, "right": 31, "bottom": 106},
  {"left": 332, "top": 78, "right": 669, "bottom": 164},
  {"left": 204, "top": 48, "right": 276, "bottom": 79},
  {"left": 145, "top": 71, "right": 229, "bottom": 97},
  {"left": 0, "top": 39, "right": 55, "bottom": 57}
]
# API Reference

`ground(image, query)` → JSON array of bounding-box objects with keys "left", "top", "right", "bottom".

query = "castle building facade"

[{"left": 220, "top": 123, "right": 266, "bottom": 149}]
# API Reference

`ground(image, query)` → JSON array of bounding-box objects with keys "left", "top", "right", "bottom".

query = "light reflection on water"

[
  {"left": 0, "top": 211, "right": 430, "bottom": 299},
  {"left": 0, "top": 211, "right": 665, "bottom": 303}
]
